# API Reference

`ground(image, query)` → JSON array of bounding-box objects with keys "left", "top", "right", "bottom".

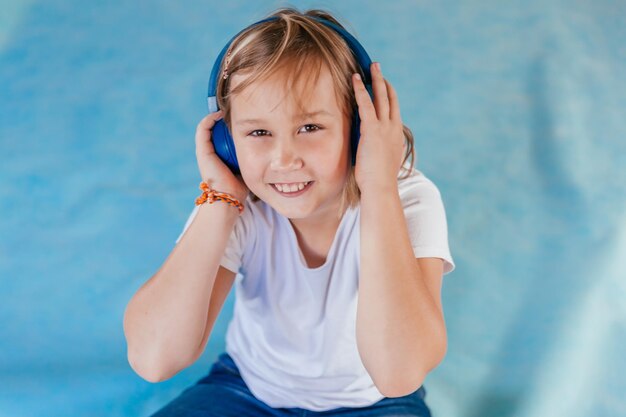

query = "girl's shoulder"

[{"left": 397, "top": 163, "right": 443, "bottom": 200}]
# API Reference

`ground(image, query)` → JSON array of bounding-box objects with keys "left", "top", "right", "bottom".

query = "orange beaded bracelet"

[{"left": 195, "top": 181, "right": 244, "bottom": 215}]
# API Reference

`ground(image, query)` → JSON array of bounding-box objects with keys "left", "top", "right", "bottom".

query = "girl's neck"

[
  {"left": 288, "top": 203, "right": 348, "bottom": 247},
  {"left": 288, "top": 205, "right": 348, "bottom": 269}
]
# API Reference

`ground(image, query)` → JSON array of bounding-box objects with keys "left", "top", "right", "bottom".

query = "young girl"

[{"left": 124, "top": 7, "right": 455, "bottom": 416}]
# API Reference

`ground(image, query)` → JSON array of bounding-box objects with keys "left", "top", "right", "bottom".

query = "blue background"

[{"left": 1, "top": 1, "right": 625, "bottom": 416}]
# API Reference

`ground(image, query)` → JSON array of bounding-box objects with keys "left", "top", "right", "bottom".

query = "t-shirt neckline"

[{"left": 279, "top": 206, "right": 355, "bottom": 272}]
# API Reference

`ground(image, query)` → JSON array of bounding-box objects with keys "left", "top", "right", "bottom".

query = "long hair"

[{"left": 216, "top": 7, "right": 416, "bottom": 218}]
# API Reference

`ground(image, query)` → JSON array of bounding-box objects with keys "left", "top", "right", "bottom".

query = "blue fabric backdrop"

[{"left": 1, "top": 1, "right": 625, "bottom": 416}]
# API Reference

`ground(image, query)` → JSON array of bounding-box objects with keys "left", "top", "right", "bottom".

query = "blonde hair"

[{"left": 216, "top": 7, "right": 416, "bottom": 218}]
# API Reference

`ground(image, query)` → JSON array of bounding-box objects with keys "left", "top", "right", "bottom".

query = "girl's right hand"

[{"left": 195, "top": 111, "right": 249, "bottom": 202}]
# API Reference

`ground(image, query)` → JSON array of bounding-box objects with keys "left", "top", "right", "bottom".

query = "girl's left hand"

[{"left": 352, "top": 62, "right": 405, "bottom": 193}]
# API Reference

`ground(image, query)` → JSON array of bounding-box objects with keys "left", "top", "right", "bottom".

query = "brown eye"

[
  {"left": 249, "top": 129, "right": 269, "bottom": 137},
  {"left": 300, "top": 124, "right": 321, "bottom": 133}
]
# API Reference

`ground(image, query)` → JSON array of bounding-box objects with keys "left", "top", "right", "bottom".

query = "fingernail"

[
  {"left": 375, "top": 62, "right": 381, "bottom": 71},
  {"left": 354, "top": 73, "right": 361, "bottom": 81}
]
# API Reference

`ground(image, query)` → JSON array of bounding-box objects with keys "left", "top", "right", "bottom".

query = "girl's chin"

[
  {"left": 260, "top": 199, "right": 298, "bottom": 215},
  {"left": 262, "top": 188, "right": 315, "bottom": 214}
]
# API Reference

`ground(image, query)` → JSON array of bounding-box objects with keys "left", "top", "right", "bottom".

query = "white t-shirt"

[{"left": 174, "top": 165, "right": 455, "bottom": 411}]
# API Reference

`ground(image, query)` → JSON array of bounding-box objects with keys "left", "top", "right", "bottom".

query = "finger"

[
  {"left": 195, "top": 110, "right": 224, "bottom": 152},
  {"left": 352, "top": 73, "right": 376, "bottom": 122},
  {"left": 371, "top": 62, "right": 390, "bottom": 120},
  {"left": 197, "top": 110, "right": 224, "bottom": 130},
  {"left": 384, "top": 79, "right": 401, "bottom": 121}
]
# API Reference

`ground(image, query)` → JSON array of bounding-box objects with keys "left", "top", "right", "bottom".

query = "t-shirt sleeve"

[
  {"left": 174, "top": 202, "right": 254, "bottom": 274},
  {"left": 400, "top": 171, "right": 456, "bottom": 275}
]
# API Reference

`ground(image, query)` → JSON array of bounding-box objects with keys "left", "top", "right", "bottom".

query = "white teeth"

[{"left": 274, "top": 181, "right": 310, "bottom": 193}]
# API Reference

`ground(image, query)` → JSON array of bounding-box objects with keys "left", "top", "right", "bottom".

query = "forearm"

[
  {"left": 123, "top": 201, "right": 239, "bottom": 381},
  {"left": 357, "top": 185, "right": 446, "bottom": 395}
]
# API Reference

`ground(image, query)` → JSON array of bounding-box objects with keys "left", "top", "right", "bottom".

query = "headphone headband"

[{"left": 207, "top": 15, "right": 373, "bottom": 112}]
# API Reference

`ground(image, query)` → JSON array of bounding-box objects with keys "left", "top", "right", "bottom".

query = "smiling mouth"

[{"left": 270, "top": 181, "right": 314, "bottom": 196}]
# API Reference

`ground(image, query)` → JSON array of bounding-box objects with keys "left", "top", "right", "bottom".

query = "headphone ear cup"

[
  {"left": 211, "top": 119, "right": 241, "bottom": 175},
  {"left": 350, "top": 108, "right": 361, "bottom": 166}
]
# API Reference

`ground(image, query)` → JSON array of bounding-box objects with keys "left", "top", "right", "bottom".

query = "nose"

[{"left": 270, "top": 137, "right": 303, "bottom": 171}]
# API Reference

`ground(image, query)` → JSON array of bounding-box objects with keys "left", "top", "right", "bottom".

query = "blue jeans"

[{"left": 150, "top": 352, "right": 432, "bottom": 416}]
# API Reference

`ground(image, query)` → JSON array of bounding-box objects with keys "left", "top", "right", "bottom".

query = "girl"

[{"left": 124, "top": 7, "right": 455, "bottom": 417}]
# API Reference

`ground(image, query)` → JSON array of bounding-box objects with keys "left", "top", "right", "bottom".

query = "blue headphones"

[{"left": 207, "top": 16, "right": 374, "bottom": 175}]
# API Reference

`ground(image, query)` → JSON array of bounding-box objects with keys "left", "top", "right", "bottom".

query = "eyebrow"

[{"left": 234, "top": 110, "right": 333, "bottom": 126}]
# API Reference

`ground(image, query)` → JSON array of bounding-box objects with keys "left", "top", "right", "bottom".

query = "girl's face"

[{"left": 229, "top": 65, "right": 351, "bottom": 222}]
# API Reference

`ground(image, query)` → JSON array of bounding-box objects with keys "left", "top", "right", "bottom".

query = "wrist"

[
  {"left": 358, "top": 181, "right": 398, "bottom": 196},
  {"left": 195, "top": 181, "right": 245, "bottom": 214}
]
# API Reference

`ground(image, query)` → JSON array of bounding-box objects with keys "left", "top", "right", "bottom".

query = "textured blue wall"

[{"left": 1, "top": 1, "right": 625, "bottom": 416}]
